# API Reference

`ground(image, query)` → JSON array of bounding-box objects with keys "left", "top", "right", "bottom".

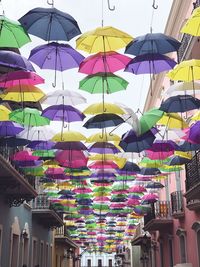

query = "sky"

[{"left": 3, "top": 0, "right": 173, "bottom": 136}]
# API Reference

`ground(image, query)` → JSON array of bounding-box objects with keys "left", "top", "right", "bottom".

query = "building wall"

[
  {"left": 0, "top": 196, "right": 53, "bottom": 267},
  {"left": 81, "top": 251, "right": 115, "bottom": 266}
]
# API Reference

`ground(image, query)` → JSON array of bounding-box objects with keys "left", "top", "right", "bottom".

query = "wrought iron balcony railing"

[
  {"left": 185, "top": 151, "right": 200, "bottom": 192},
  {"left": 171, "top": 191, "right": 184, "bottom": 218},
  {"left": 144, "top": 201, "right": 171, "bottom": 226},
  {"left": 55, "top": 225, "right": 70, "bottom": 237}
]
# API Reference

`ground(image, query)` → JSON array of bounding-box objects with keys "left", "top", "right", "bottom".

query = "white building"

[{"left": 81, "top": 251, "right": 115, "bottom": 267}]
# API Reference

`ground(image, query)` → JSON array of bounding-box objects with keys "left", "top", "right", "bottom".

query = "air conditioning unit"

[{"left": 173, "top": 263, "right": 193, "bottom": 267}]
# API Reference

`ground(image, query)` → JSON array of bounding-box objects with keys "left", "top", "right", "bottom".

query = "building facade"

[{"left": 132, "top": 0, "right": 200, "bottom": 267}]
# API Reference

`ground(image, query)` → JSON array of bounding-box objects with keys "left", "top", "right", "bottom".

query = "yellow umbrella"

[
  {"left": 2, "top": 85, "right": 45, "bottom": 102},
  {"left": 89, "top": 154, "right": 125, "bottom": 167},
  {"left": 87, "top": 132, "right": 120, "bottom": 143},
  {"left": 181, "top": 7, "right": 200, "bottom": 36},
  {"left": 83, "top": 102, "right": 125, "bottom": 115},
  {"left": 191, "top": 110, "right": 200, "bottom": 121},
  {"left": 57, "top": 181, "right": 74, "bottom": 190},
  {"left": 52, "top": 131, "right": 86, "bottom": 142},
  {"left": 76, "top": 26, "right": 133, "bottom": 54},
  {"left": 167, "top": 60, "right": 200, "bottom": 82},
  {"left": 174, "top": 151, "right": 192, "bottom": 159},
  {"left": 43, "top": 160, "right": 59, "bottom": 167},
  {"left": 157, "top": 113, "right": 188, "bottom": 129},
  {"left": 0, "top": 105, "right": 11, "bottom": 121}
]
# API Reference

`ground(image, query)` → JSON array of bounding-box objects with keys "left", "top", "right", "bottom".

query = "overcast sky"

[{"left": 3, "top": 0, "right": 173, "bottom": 135}]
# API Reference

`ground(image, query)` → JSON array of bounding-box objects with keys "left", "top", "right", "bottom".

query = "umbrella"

[
  {"left": 119, "top": 129, "right": 156, "bottom": 153},
  {"left": 139, "top": 167, "right": 161, "bottom": 176},
  {"left": 79, "top": 73, "right": 128, "bottom": 94},
  {"left": 83, "top": 103, "right": 125, "bottom": 115},
  {"left": 0, "top": 121, "right": 24, "bottom": 136},
  {"left": 159, "top": 95, "right": 200, "bottom": 112},
  {"left": 88, "top": 142, "right": 120, "bottom": 154},
  {"left": 9, "top": 108, "right": 50, "bottom": 126},
  {"left": 181, "top": 7, "right": 200, "bottom": 36},
  {"left": 79, "top": 51, "right": 131, "bottom": 74},
  {"left": 19, "top": 7, "right": 81, "bottom": 41},
  {"left": 141, "top": 193, "right": 158, "bottom": 204},
  {"left": 2, "top": 84, "right": 45, "bottom": 102},
  {"left": 157, "top": 113, "right": 188, "bottom": 129},
  {"left": 0, "top": 50, "right": 35, "bottom": 71},
  {"left": 0, "top": 15, "right": 31, "bottom": 48},
  {"left": 0, "top": 70, "right": 44, "bottom": 88},
  {"left": 76, "top": 26, "right": 133, "bottom": 53},
  {"left": 86, "top": 132, "right": 120, "bottom": 142},
  {"left": 19, "top": 126, "right": 55, "bottom": 141},
  {"left": 29, "top": 42, "right": 84, "bottom": 86},
  {"left": 186, "top": 121, "right": 200, "bottom": 144},
  {"left": 167, "top": 156, "right": 191, "bottom": 166},
  {"left": 42, "top": 105, "right": 85, "bottom": 122},
  {"left": 54, "top": 141, "right": 87, "bottom": 151},
  {"left": 146, "top": 182, "right": 164, "bottom": 189},
  {"left": 139, "top": 108, "right": 164, "bottom": 134},
  {"left": 0, "top": 137, "right": 29, "bottom": 147},
  {"left": 56, "top": 150, "right": 88, "bottom": 168},
  {"left": 52, "top": 131, "right": 86, "bottom": 142},
  {"left": 11, "top": 150, "right": 39, "bottom": 161},
  {"left": 165, "top": 81, "right": 200, "bottom": 96},
  {"left": 83, "top": 113, "right": 124, "bottom": 129},
  {"left": 125, "top": 53, "right": 177, "bottom": 74},
  {"left": 42, "top": 90, "right": 86, "bottom": 106},
  {"left": 125, "top": 33, "right": 181, "bottom": 56},
  {"left": 118, "top": 161, "right": 140, "bottom": 174},
  {"left": 0, "top": 105, "right": 11, "bottom": 121},
  {"left": 88, "top": 160, "right": 118, "bottom": 169}
]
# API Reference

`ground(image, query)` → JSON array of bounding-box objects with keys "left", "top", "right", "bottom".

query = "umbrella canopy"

[
  {"left": 76, "top": 26, "right": 133, "bottom": 53},
  {"left": 167, "top": 156, "right": 191, "bottom": 166},
  {"left": 83, "top": 113, "right": 124, "bottom": 129},
  {"left": 0, "top": 121, "right": 24, "bottom": 136},
  {"left": 167, "top": 59, "right": 200, "bottom": 81},
  {"left": 42, "top": 90, "right": 86, "bottom": 106},
  {"left": 118, "top": 161, "right": 140, "bottom": 174},
  {"left": 0, "top": 50, "right": 35, "bottom": 71},
  {"left": 79, "top": 73, "right": 128, "bottom": 94},
  {"left": 87, "top": 132, "right": 120, "bottom": 142},
  {"left": 0, "top": 71, "right": 44, "bottom": 88},
  {"left": 177, "top": 141, "right": 200, "bottom": 151},
  {"left": 181, "top": 7, "right": 200, "bottom": 36},
  {"left": 83, "top": 103, "right": 125, "bottom": 115},
  {"left": 0, "top": 137, "right": 29, "bottom": 147},
  {"left": 52, "top": 131, "right": 86, "bottom": 142},
  {"left": 11, "top": 150, "right": 39, "bottom": 161},
  {"left": 56, "top": 150, "right": 88, "bottom": 168},
  {"left": 139, "top": 108, "right": 164, "bottom": 134},
  {"left": 146, "top": 181, "right": 164, "bottom": 189},
  {"left": 20, "top": 126, "right": 55, "bottom": 141},
  {"left": 42, "top": 105, "right": 85, "bottom": 122},
  {"left": 0, "top": 105, "right": 11, "bottom": 121},
  {"left": 125, "top": 33, "right": 181, "bottom": 55},
  {"left": 2, "top": 84, "right": 45, "bottom": 102},
  {"left": 157, "top": 112, "right": 188, "bottom": 129},
  {"left": 125, "top": 53, "right": 176, "bottom": 74},
  {"left": 186, "top": 121, "right": 200, "bottom": 144},
  {"left": 165, "top": 81, "right": 200, "bottom": 95},
  {"left": 29, "top": 42, "right": 84, "bottom": 71},
  {"left": 0, "top": 15, "right": 31, "bottom": 48},
  {"left": 88, "top": 142, "right": 120, "bottom": 154},
  {"left": 54, "top": 141, "right": 87, "bottom": 151},
  {"left": 19, "top": 7, "right": 81, "bottom": 41},
  {"left": 79, "top": 51, "right": 131, "bottom": 74},
  {"left": 159, "top": 95, "right": 200, "bottom": 112}
]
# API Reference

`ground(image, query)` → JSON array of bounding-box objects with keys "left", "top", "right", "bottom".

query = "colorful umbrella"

[
  {"left": 79, "top": 51, "right": 131, "bottom": 74},
  {"left": 86, "top": 132, "right": 120, "bottom": 142},
  {"left": 181, "top": 7, "right": 200, "bottom": 36},
  {"left": 88, "top": 142, "right": 120, "bottom": 154},
  {"left": 79, "top": 73, "right": 128, "bottom": 94},
  {"left": 83, "top": 113, "right": 124, "bottom": 129},
  {"left": 125, "top": 33, "right": 181, "bottom": 56},
  {"left": 19, "top": 7, "right": 81, "bottom": 41},
  {"left": 157, "top": 112, "right": 188, "bottom": 129},
  {"left": 52, "top": 131, "right": 86, "bottom": 142},
  {"left": 139, "top": 108, "right": 164, "bottom": 134},
  {"left": 0, "top": 105, "right": 11, "bottom": 121},
  {"left": 76, "top": 26, "right": 133, "bottom": 53},
  {"left": 83, "top": 103, "right": 125, "bottom": 115},
  {"left": 0, "top": 121, "right": 24, "bottom": 136}
]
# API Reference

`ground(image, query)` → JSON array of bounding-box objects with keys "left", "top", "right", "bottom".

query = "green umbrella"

[
  {"left": 92, "top": 204, "right": 109, "bottom": 210},
  {"left": 140, "top": 157, "right": 169, "bottom": 168},
  {"left": 9, "top": 108, "right": 50, "bottom": 126},
  {"left": 0, "top": 15, "right": 31, "bottom": 48},
  {"left": 116, "top": 175, "right": 136, "bottom": 181},
  {"left": 139, "top": 108, "right": 164, "bottom": 134},
  {"left": 112, "top": 184, "right": 129, "bottom": 191},
  {"left": 21, "top": 166, "right": 45, "bottom": 176},
  {"left": 76, "top": 194, "right": 91, "bottom": 199},
  {"left": 93, "top": 187, "right": 111, "bottom": 192},
  {"left": 79, "top": 73, "right": 129, "bottom": 94},
  {"left": 32, "top": 150, "right": 55, "bottom": 158}
]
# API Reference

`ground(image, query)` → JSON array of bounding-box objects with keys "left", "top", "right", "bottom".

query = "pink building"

[{"left": 132, "top": 1, "right": 200, "bottom": 267}]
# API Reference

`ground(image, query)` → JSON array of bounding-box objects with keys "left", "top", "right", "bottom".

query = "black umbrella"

[{"left": 83, "top": 113, "right": 124, "bottom": 129}]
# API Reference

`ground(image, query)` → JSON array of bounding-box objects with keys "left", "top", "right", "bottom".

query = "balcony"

[
  {"left": 171, "top": 191, "right": 185, "bottom": 219},
  {"left": 31, "top": 194, "right": 64, "bottom": 228},
  {"left": 185, "top": 151, "right": 200, "bottom": 210},
  {"left": 0, "top": 151, "right": 37, "bottom": 207},
  {"left": 143, "top": 201, "right": 173, "bottom": 232}
]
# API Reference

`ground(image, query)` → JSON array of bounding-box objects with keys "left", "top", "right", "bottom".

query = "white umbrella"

[
  {"left": 165, "top": 81, "right": 200, "bottom": 96},
  {"left": 41, "top": 90, "right": 87, "bottom": 106},
  {"left": 19, "top": 126, "right": 56, "bottom": 141},
  {"left": 155, "top": 127, "right": 185, "bottom": 141}
]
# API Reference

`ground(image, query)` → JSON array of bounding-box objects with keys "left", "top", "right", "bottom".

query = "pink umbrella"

[
  {"left": 73, "top": 188, "right": 92, "bottom": 193},
  {"left": 0, "top": 70, "right": 44, "bottom": 87},
  {"left": 126, "top": 199, "right": 140, "bottom": 206},
  {"left": 129, "top": 185, "right": 146, "bottom": 193},
  {"left": 141, "top": 193, "right": 158, "bottom": 203},
  {"left": 56, "top": 150, "right": 88, "bottom": 168},
  {"left": 88, "top": 160, "right": 118, "bottom": 169},
  {"left": 79, "top": 51, "right": 131, "bottom": 74},
  {"left": 45, "top": 167, "right": 65, "bottom": 175},
  {"left": 11, "top": 150, "right": 39, "bottom": 161},
  {"left": 145, "top": 150, "right": 174, "bottom": 160},
  {"left": 93, "top": 196, "right": 110, "bottom": 202},
  {"left": 110, "top": 203, "right": 126, "bottom": 208},
  {"left": 112, "top": 190, "right": 128, "bottom": 194}
]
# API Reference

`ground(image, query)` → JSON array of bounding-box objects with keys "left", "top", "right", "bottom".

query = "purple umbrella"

[
  {"left": 29, "top": 42, "right": 84, "bottom": 86},
  {"left": 0, "top": 51, "right": 35, "bottom": 71},
  {"left": 54, "top": 141, "right": 87, "bottom": 151},
  {"left": 27, "top": 140, "right": 55, "bottom": 150},
  {"left": 88, "top": 142, "right": 120, "bottom": 154},
  {"left": 42, "top": 105, "right": 85, "bottom": 122},
  {"left": 16, "top": 160, "right": 43, "bottom": 167},
  {"left": 0, "top": 121, "right": 24, "bottom": 136},
  {"left": 117, "top": 161, "right": 140, "bottom": 175},
  {"left": 187, "top": 121, "right": 200, "bottom": 144},
  {"left": 125, "top": 53, "right": 177, "bottom": 75}
]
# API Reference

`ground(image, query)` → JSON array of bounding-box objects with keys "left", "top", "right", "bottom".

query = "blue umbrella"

[
  {"left": 117, "top": 161, "right": 141, "bottom": 174},
  {"left": 146, "top": 181, "right": 164, "bottom": 189},
  {"left": 83, "top": 113, "right": 124, "bottom": 129},
  {"left": 0, "top": 121, "right": 24, "bottom": 136},
  {"left": 27, "top": 141, "right": 55, "bottom": 150},
  {"left": 177, "top": 141, "right": 200, "bottom": 152},
  {"left": 19, "top": 7, "right": 81, "bottom": 41},
  {"left": 167, "top": 156, "right": 191, "bottom": 166},
  {"left": 125, "top": 33, "right": 181, "bottom": 56},
  {"left": 0, "top": 137, "right": 29, "bottom": 147},
  {"left": 139, "top": 167, "right": 161, "bottom": 176},
  {"left": 159, "top": 95, "right": 200, "bottom": 112}
]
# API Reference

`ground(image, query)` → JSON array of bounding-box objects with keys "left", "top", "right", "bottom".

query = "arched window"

[
  {"left": 192, "top": 221, "right": 200, "bottom": 266},
  {"left": 176, "top": 228, "right": 187, "bottom": 263}
]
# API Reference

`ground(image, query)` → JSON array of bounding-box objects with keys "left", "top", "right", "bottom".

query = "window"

[
  {"left": 98, "top": 259, "right": 102, "bottom": 267},
  {"left": 159, "top": 242, "right": 164, "bottom": 267},
  {"left": 109, "top": 259, "right": 112, "bottom": 267},
  {"left": 39, "top": 241, "right": 44, "bottom": 267},
  {"left": 22, "top": 236, "right": 29, "bottom": 266},
  {"left": 176, "top": 229, "right": 187, "bottom": 263},
  {"left": 11, "top": 234, "right": 19, "bottom": 267},
  {"left": 45, "top": 243, "right": 49, "bottom": 267},
  {"left": 192, "top": 222, "right": 200, "bottom": 266},
  {"left": 32, "top": 238, "right": 38, "bottom": 267},
  {"left": 87, "top": 259, "right": 92, "bottom": 267},
  {"left": 168, "top": 238, "right": 174, "bottom": 267}
]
